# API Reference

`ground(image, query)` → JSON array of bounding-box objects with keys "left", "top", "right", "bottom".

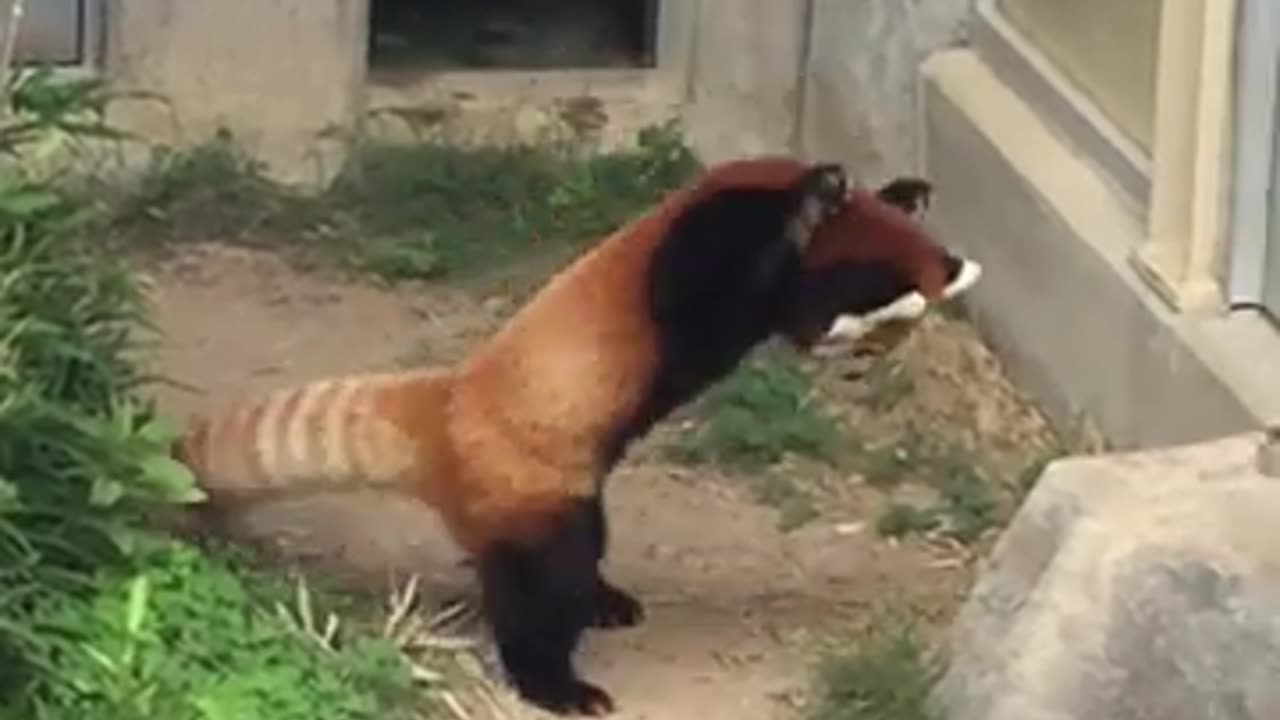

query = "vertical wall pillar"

[
  {"left": 103, "top": 0, "right": 369, "bottom": 189},
  {"left": 1133, "top": 0, "right": 1239, "bottom": 312}
]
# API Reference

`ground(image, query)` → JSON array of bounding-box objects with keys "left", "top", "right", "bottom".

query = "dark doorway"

[{"left": 368, "top": 0, "right": 659, "bottom": 72}]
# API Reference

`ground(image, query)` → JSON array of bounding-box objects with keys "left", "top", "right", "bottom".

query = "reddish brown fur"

[
  {"left": 177, "top": 157, "right": 825, "bottom": 555},
  {"left": 805, "top": 187, "right": 951, "bottom": 301},
  {"left": 176, "top": 158, "right": 961, "bottom": 558}
]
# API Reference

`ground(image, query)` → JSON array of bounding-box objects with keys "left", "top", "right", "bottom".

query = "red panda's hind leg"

[{"left": 480, "top": 498, "right": 616, "bottom": 716}]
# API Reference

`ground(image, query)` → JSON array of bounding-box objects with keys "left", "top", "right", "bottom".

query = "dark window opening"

[
  {"left": 368, "top": 0, "right": 659, "bottom": 72},
  {"left": 13, "top": 0, "right": 95, "bottom": 66}
]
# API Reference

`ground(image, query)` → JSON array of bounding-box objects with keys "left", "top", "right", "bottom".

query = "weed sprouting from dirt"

[
  {"left": 859, "top": 427, "right": 930, "bottom": 489},
  {"left": 669, "top": 347, "right": 846, "bottom": 472},
  {"left": 809, "top": 614, "right": 942, "bottom": 720},
  {"left": 666, "top": 347, "right": 849, "bottom": 531},
  {"left": 117, "top": 129, "right": 290, "bottom": 246},
  {"left": 868, "top": 436, "right": 1001, "bottom": 545},
  {"left": 106, "top": 121, "right": 700, "bottom": 289},
  {"left": 752, "top": 473, "right": 822, "bottom": 532}
]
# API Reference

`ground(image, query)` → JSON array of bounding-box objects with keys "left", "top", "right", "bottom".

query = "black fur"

[
  {"left": 620, "top": 171, "right": 938, "bottom": 447},
  {"left": 586, "top": 494, "right": 645, "bottom": 629},
  {"left": 876, "top": 177, "right": 933, "bottom": 215},
  {"left": 480, "top": 164, "right": 847, "bottom": 717},
  {"left": 614, "top": 164, "right": 847, "bottom": 456},
  {"left": 875, "top": 176, "right": 965, "bottom": 289},
  {"left": 480, "top": 498, "right": 614, "bottom": 716}
]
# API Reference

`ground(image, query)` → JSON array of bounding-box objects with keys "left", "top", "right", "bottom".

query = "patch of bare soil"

[{"left": 143, "top": 243, "right": 1054, "bottom": 719}]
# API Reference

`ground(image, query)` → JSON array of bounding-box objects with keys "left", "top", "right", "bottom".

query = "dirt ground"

[{"left": 142, "top": 243, "right": 1056, "bottom": 720}]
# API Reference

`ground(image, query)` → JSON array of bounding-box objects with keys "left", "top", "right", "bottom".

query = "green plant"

[
  {"left": 0, "top": 64, "right": 431, "bottom": 720},
  {"left": 870, "top": 438, "right": 1000, "bottom": 545},
  {"left": 809, "top": 619, "right": 941, "bottom": 720},
  {"left": 859, "top": 427, "right": 929, "bottom": 488},
  {"left": 0, "top": 64, "right": 205, "bottom": 705},
  {"left": 0, "top": 65, "right": 131, "bottom": 177},
  {"left": 110, "top": 119, "right": 701, "bottom": 289},
  {"left": 875, "top": 503, "right": 939, "bottom": 540},
  {"left": 347, "top": 231, "right": 443, "bottom": 283},
  {"left": 115, "top": 128, "right": 289, "bottom": 247},
  {"left": 752, "top": 474, "right": 820, "bottom": 532},
  {"left": 671, "top": 348, "right": 847, "bottom": 471},
  {"left": 933, "top": 460, "right": 999, "bottom": 544},
  {"left": 328, "top": 119, "right": 698, "bottom": 284},
  {"left": 15, "top": 539, "right": 417, "bottom": 720}
]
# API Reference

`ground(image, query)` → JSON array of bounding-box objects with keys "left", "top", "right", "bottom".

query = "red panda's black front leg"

[
  {"left": 480, "top": 498, "right": 616, "bottom": 716},
  {"left": 586, "top": 493, "right": 645, "bottom": 629}
]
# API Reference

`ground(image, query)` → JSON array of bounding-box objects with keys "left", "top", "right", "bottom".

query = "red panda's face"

[{"left": 781, "top": 178, "right": 982, "bottom": 352}]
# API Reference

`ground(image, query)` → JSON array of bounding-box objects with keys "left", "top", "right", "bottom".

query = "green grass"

[
  {"left": 859, "top": 428, "right": 930, "bottom": 489},
  {"left": 0, "top": 67, "right": 431, "bottom": 720},
  {"left": 868, "top": 438, "right": 1000, "bottom": 546},
  {"left": 669, "top": 348, "right": 847, "bottom": 472},
  {"left": 107, "top": 121, "right": 700, "bottom": 289},
  {"left": 666, "top": 348, "right": 849, "bottom": 531},
  {"left": 809, "top": 618, "right": 942, "bottom": 720},
  {"left": 10, "top": 538, "right": 419, "bottom": 720},
  {"left": 752, "top": 474, "right": 821, "bottom": 533}
]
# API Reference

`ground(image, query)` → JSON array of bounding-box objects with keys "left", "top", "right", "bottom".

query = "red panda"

[{"left": 174, "top": 157, "right": 974, "bottom": 716}]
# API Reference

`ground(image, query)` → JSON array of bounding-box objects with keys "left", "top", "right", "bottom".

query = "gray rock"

[{"left": 932, "top": 432, "right": 1280, "bottom": 720}]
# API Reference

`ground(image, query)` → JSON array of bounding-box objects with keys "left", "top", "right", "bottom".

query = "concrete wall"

[
  {"left": 674, "top": 0, "right": 971, "bottom": 180},
  {"left": 103, "top": 0, "right": 368, "bottom": 188},
  {"left": 677, "top": 0, "right": 808, "bottom": 163},
  {"left": 95, "top": 0, "right": 970, "bottom": 188},
  {"left": 797, "top": 0, "right": 970, "bottom": 180}
]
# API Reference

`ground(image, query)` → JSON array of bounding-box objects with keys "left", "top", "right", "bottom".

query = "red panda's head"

[
  {"left": 782, "top": 177, "right": 982, "bottom": 352},
  {"left": 661, "top": 157, "right": 979, "bottom": 355}
]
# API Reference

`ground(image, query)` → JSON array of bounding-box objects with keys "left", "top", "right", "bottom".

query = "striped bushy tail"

[{"left": 175, "top": 368, "right": 452, "bottom": 500}]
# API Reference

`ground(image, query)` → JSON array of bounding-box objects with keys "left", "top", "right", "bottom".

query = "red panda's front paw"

[{"left": 522, "top": 678, "right": 616, "bottom": 716}]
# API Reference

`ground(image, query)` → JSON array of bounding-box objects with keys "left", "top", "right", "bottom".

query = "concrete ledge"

[{"left": 920, "top": 47, "right": 1270, "bottom": 449}]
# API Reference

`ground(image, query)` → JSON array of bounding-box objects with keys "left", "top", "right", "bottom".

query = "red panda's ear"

[
  {"left": 876, "top": 177, "right": 934, "bottom": 218},
  {"left": 786, "top": 163, "right": 848, "bottom": 252}
]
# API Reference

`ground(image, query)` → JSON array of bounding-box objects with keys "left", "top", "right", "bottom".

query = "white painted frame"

[
  {"left": 1227, "top": 0, "right": 1280, "bottom": 309},
  {"left": 977, "top": 0, "right": 1243, "bottom": 314},
  {"left": 971, "top": 0, "right": 1152, "bottom": 211}
]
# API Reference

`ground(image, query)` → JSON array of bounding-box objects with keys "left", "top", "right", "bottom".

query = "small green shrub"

[
  {"left": 859, "top": 428, "right": 929, "bottom": 488},
  {"left": 752, "top": 474, "right": 820, "bottom": 532},
  {"left": 933, "top": 461, "right": 999, "bottom": 544},
  {"left": 671, "top": 349, "right": 846, "bottom": 471},
  {"left": 0, "top": 66, "right": 423, "bottom": 720},
  {"left": 111, "top": 119, "right": 701, "bottom": 287},
  {"left": 871, "top": 441, "right": 1000, "bottom": 545},
  {"left": 0, "top": 65, "right": 206, "bottom": 697},
  {"left": 328, "top": 119, "right": 699, "bottom": 283},
  {"left": 810, "top": 620, "right": 941, "bottom": 720},
  {"left": 875, "top": 503, "right": 939, "bottom": 540},
  {"left": 13, "top": 539, "right": 416, "bottom": 720},
  {"left": 119, "top": 129, "right": 288, "bottom": 246}
]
